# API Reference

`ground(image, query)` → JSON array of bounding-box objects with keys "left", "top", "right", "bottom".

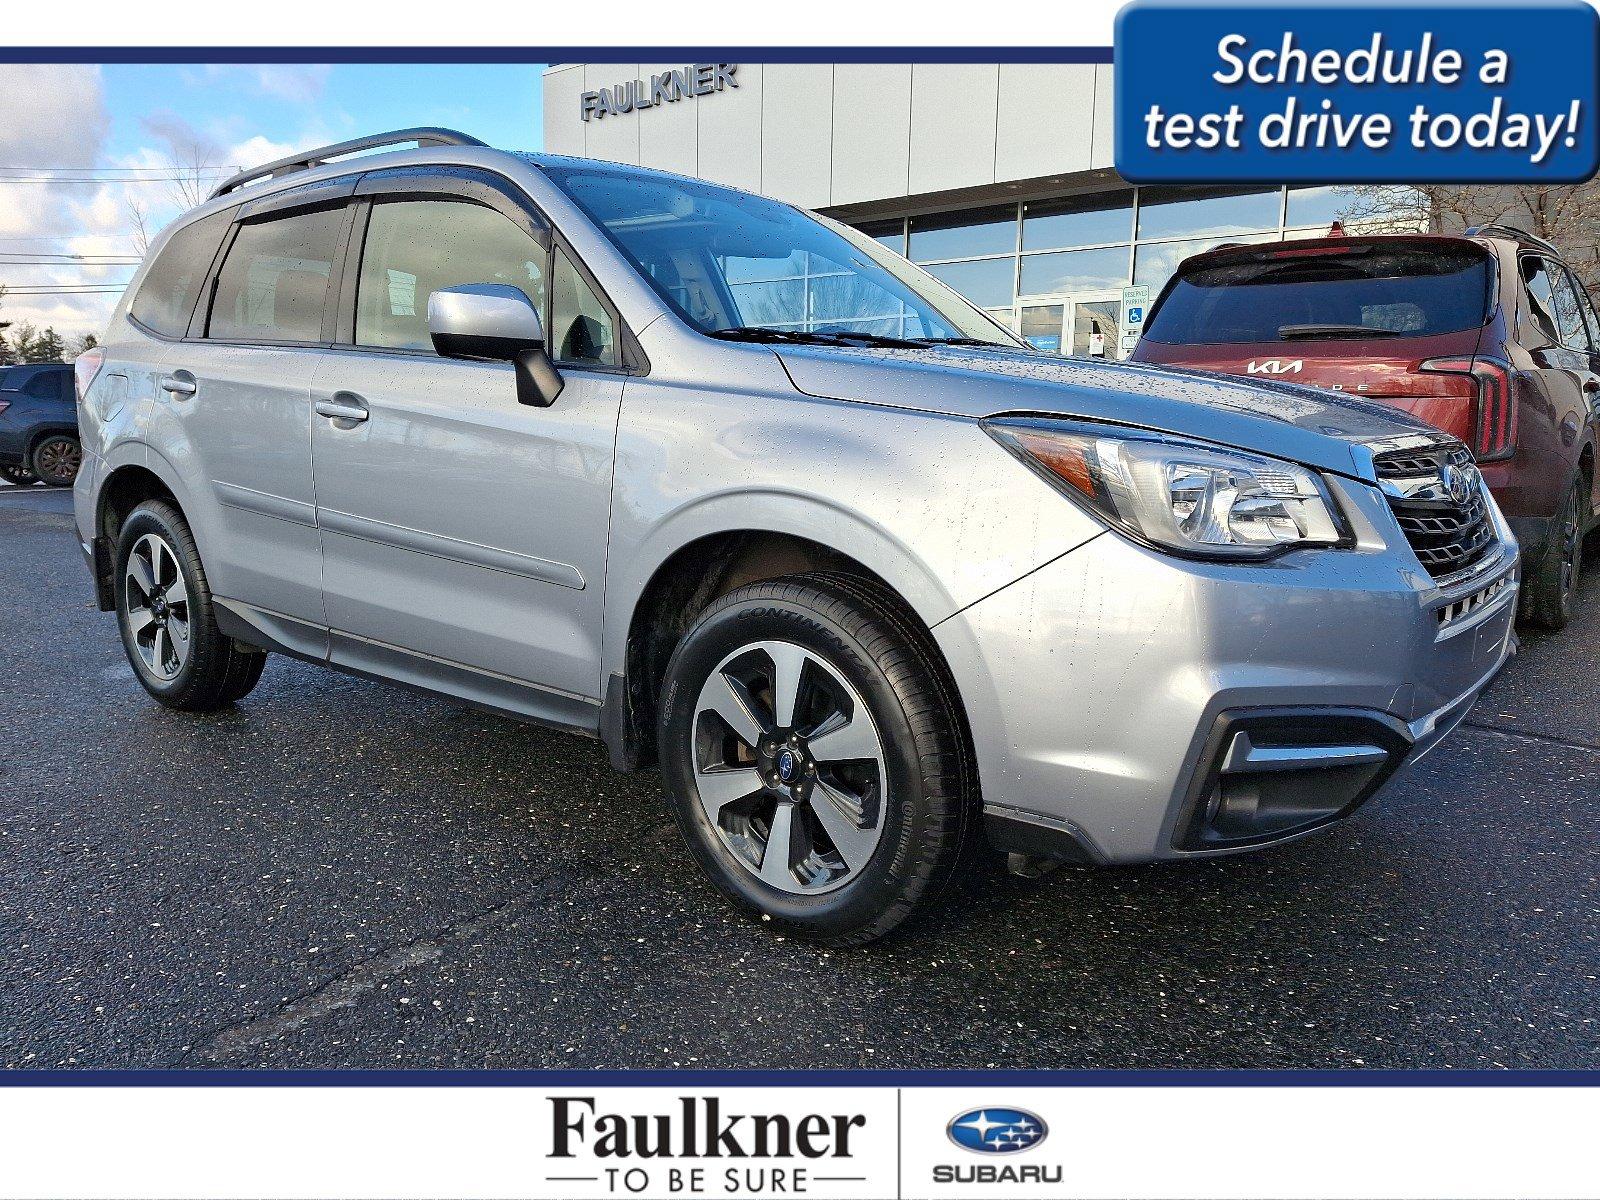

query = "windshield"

[
  {"left": 539, "top": 164, "right": 1020, "bottom": 348},
  {"left": 1142, "top": 243, "right": 1494, "bottom": 345}
]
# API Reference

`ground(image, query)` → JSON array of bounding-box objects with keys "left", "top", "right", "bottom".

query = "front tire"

[
  {"left": 658, "top": 574, "right": 976, "bottom": 946},
  {"left": 31, "top": 434, "right": 81, "bottom": 487},
  {"left": 115, "top": 500, "right": 267, "bottom": 710},
  {"left": 1523, "top": 479, "right": 1584, "bottom": 631},
  {"left": 0, "top": 464, "right": 35, "bottom": 486}
]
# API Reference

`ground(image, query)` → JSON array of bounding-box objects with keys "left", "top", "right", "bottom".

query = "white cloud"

[
  {"left": 0, "top": 76, "right": 343, "bottom": 345},
  {"left": 183, "top": 64, "right": 332, "bottom": 105},
  {"left": 0, "top": 65, "right": 118, "bottom": 344}
]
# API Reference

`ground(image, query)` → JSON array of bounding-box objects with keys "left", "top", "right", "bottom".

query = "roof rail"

[
  {"left": 208, "top": 127, "right": 488, "bottom": 200},
  {"left": 1466, "top": 223, "right": 1559, "bottom": 256}
]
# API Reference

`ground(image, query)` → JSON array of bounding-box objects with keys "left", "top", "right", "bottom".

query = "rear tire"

[
  {"left": 31, "top": 434, "right": 81, "bottom": 487},
  {"left": 658, "top": 573, "right": 976, "bottom": 946},
  {"left": 115, "top": 499, "right": 267, "bottom": 710},
  {"left": 1523, "top": 479, "right": 1584, "bottom": 631}
]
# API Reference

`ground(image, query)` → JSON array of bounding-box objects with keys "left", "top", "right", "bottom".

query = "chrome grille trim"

[{"left": 1374, "top": 442, "right": 1498, "bottom": 579}]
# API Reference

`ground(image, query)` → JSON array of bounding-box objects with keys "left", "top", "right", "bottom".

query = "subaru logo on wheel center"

[
  {"left": 775, "top": 748, "right": 799, "bottom": 783},
  {"left": 948, "top": 1107, "right": 1047, "bottom": 1154}
]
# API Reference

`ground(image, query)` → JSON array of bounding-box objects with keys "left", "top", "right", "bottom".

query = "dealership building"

[{"left": 542, "top": 62, "right": 1365, "bottom": 356}]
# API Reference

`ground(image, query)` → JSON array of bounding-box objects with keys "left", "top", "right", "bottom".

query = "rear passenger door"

[
  {"left": 151, "top": 179, "right": 354, "bottom": 646},
  {"left": 304, "top": 169, "right": 628, "bottom": 707}
]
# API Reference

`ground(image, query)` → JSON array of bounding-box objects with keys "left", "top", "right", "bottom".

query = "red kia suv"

[{"left": 1132, "top": 226, "right": 1600, "bottom": 629}]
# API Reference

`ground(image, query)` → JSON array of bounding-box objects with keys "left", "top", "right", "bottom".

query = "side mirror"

[{"left": 428, "top": 283, "right": 563, "bottom": 407}]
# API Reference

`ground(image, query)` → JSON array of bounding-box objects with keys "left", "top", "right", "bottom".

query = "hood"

[{"left": 776, "top": 343, "right": 1438, "bottom": 479}]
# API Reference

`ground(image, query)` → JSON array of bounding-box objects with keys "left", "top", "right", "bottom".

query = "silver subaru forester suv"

[{"left": 74, "top": 129, "right": 1519, "bottom": 944}]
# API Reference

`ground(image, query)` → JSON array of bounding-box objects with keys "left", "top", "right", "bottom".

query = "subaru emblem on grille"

[{"left": 1441, "top": 462, "right": 1480, "bottom": 506}]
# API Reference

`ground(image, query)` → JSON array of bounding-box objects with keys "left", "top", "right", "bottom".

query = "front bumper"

[{"left": 936, "top": 478, "right": 1519, "bottom": 865}]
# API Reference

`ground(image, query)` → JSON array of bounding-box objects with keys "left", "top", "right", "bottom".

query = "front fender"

[{"left": 605, "top": 486, "right": 959, "bottom": 681}]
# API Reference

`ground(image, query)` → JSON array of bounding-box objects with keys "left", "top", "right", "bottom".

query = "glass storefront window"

[
  {"left": 1284, "top": 186, "right": 1355, "bottom": 230},
  {"left": 1136, "top": 185, "right": 1280, "bottom": 242},
  {"left": 923, "top": 257, "right": 1015, "bottom": 308},
  {"left": 1019, "top": 303, "right": 1064, "bottom": 352},
  {"left": 909, "top": 206, "right": 1017, "bottom": 263},
  {"left": 1019, "top": 245, "right": 1129, "bottom": 297},
  {"left": 1022, "top": 193, "right": 1134, "bottom": 252},
  {"left": 857, "top": 218, "right": 907, "bottom": 257}
]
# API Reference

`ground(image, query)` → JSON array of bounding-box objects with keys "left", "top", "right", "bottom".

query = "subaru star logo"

[
  {"left": 1441, "top": 462, "right": 1480, "bottom": 505},
  {"left": 947, "top": 1107, "right": 1047, "bottom": 1154}
]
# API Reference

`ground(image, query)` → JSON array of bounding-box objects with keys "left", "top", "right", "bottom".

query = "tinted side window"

[
  {"left": 1521, "top": 256, "right": 1564, "bottom": 344},
  {"left": 208, "top": 206, "right": 346, "bottom": 343},
  {"left": 550, "top": 248, "right": 617, "bottom": 367},
  {"left": 23, "top": 370, "right": 68, "bottom": 400},
  {"left": 1545, "top": 260, "right": 1590, "bottom": 350},
  {"left": 1554, "top": 265, "right": 1595, "bottom": 351},
  {"left": 129, "top": 209, "right": 234, "bottom": 337},
  {"left": 355, "top": 199, "right": 548, "bottom": 352},
  {"left": 1574, "top": 274, "right": 1600, "bottom": 354}
]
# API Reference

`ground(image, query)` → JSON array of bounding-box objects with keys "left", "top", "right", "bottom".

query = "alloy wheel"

[
  {"left": 124, "top": 533, "right": 191, "bottom": 681},
  {"left": 691, "top": 639, "right": 887, "bottom": 895},
  {"left": 34, "top": 437, "right": 81, "bottom": 486}
]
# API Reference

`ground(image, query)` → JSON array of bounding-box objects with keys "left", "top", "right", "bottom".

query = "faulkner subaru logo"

[{"left": 934, "top": 1107, "right": 1061, "bottom": 1186}]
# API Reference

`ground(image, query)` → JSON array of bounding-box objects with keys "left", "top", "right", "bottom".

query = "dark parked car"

[
  {"left": 1132, "top": 226, "right": 1600, "bottom": 629},
  {"left": 0, "top": 362, "right": 81, "bottom": 487}
]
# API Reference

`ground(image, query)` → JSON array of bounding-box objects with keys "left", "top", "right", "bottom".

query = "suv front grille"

[{"left": 1373, "top": 442, "right": 1497, "bottom": 579}]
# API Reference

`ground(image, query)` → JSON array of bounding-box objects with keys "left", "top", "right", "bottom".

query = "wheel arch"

[
  {"left": 25, "top": 422, "right": 80, "bottom": 457},
  {"left": 605, "top": 516, "right": 967, "bottom": 773},
  {"left": 89, "top": 454, "right": 190, "bottom": 611}
]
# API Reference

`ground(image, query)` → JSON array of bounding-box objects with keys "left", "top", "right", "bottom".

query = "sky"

[{"left": 0, "top": 62, "right": 545, "bottom": 341}]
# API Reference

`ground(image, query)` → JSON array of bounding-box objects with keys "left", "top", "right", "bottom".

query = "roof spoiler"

[
  {"left": 1465, "top": 223, "right": 1559, "bottom": 256},
  {"left": 208, "top": 127, "right": 488, "bottom": 200}
]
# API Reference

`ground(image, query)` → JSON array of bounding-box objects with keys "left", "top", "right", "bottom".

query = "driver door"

[{"left": 306, "top": 171, "right": 628, "bottom": 706}]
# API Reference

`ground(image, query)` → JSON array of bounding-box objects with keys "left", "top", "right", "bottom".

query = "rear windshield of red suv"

[{"left": 1141, "top": 243, "right": 1494, "bottom": 345}]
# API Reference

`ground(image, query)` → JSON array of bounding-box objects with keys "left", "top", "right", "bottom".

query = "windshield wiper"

[
  {"left": 710, "top": 326, "right": 927, "bottom": 349},
  {"left": 916, "top": 336, "right": 1012, "bottom": 348},
  {"left": 1278, "top": 323, "right": 1405, "bottom": 340}
]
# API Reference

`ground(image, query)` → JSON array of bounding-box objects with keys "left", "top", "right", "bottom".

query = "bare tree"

[
  {"left": 126, "top": 196, "right": 154, "bottom": 259},
  {"left": 123, "top": 140, "right": 225, "bottom": 260},
  {"left": 1343, "top": 182, "right": 1600, "bottom": 293}
]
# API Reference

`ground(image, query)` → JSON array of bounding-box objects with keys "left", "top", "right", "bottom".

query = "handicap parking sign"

[{"left": 1126, "top": 306, "right": 1144, "bottom": 325}]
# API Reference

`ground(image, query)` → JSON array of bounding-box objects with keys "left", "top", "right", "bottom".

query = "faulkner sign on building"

[{"left": 580, "top": 63, "right": 740, "bottom": 120}]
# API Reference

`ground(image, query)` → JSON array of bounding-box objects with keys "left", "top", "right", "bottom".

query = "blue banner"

[{"left": 1114, "top": 0, "right": 1600, "bottom": 183}]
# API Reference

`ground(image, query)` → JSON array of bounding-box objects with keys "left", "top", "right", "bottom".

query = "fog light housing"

[{"left": 1177, "top": 709, "right": 1413, "bottom": 850}]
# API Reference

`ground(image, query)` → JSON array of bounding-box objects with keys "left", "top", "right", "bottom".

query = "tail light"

[
  {"left": 73, "top": 347, "right": 104, "bottom": 405},
  {"left": 1419, "top": 355, "right": 1516, "bottom": 461}
]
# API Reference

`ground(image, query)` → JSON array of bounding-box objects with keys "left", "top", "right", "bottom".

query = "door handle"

[
  {"left": 314, "top": 394, "right": 369, "bottom": 424},
  {"left": 159, "top": 371, "right": 197, "bottom": 399}
]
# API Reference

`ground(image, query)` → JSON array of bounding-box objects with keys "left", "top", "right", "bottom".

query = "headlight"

[{"left": 984, "top": 417, "right": 1351, "bottom": 561}]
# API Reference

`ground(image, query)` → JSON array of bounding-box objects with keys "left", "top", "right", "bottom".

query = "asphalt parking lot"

[{"left": 2, "top": 481, "right": 1597, "bottom": 1070}]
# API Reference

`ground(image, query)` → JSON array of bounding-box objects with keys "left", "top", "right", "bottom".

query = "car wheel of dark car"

[
  {"left": 31, "top": 434, "right": 81, "bottom": 488},
  {"left": 115, "top": 499, "right": 268, "bottom": 710},
  {"left": 1524, "top": 478, "right": 1584, "bottom": 631},
  {"left": 0, "top": 464, "right": 36, "bottom": 486},
  {"left": 658, "top": 572, "right": 977, "bottom": 946}
]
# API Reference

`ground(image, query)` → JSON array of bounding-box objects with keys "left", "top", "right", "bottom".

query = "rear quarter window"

[
  {"left": 1142, "top": 244, "right": 1494, "bottom": 346},
  {"left": 129, "top": 208, "right": 235, "bottom": 338}
]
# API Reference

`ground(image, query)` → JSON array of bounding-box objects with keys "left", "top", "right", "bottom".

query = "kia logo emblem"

[{"left": 1246, "top": 358, "right": 1303, "bottom": 375}]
